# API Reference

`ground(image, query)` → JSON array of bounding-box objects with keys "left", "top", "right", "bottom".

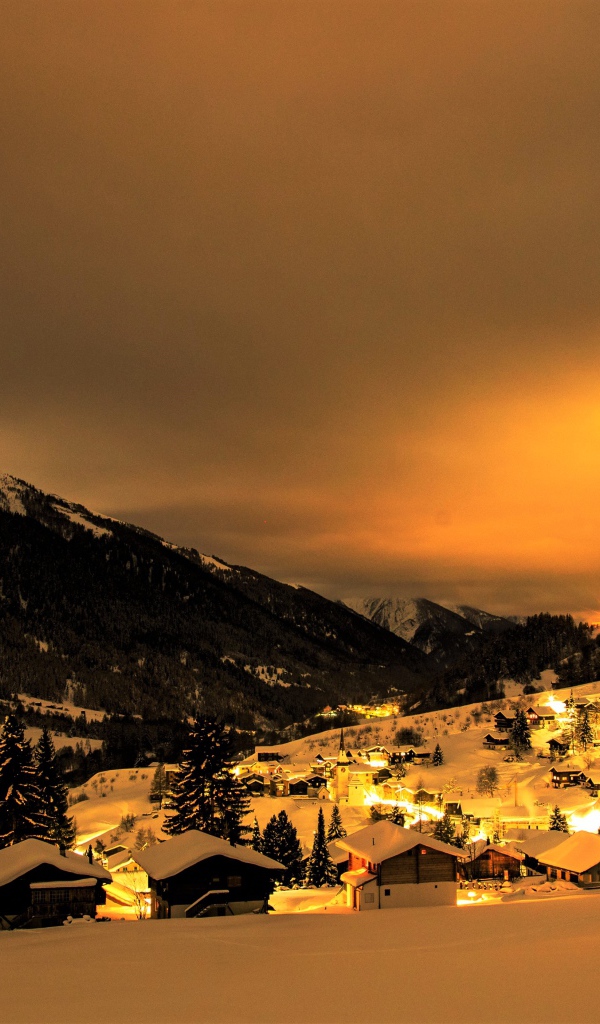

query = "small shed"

[{"left": 483, "top": 734, "right": 510, "bottom": 749}]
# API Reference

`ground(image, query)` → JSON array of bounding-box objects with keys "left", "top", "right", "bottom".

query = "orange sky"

[{"left": 1, "top": 1, "right": 600, "bottom": 618}]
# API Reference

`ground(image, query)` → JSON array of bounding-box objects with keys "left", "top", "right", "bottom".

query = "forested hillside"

[{"left": 0, "top": 476, "right": 429, "bottom": 730}]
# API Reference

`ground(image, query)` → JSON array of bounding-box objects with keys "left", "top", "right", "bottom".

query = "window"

[
  {"left": 227, "top": 876, "right": 242, "bottom": 888},
  {"left": 384, "top": 888, "right": 391, "bottom": 896},
  {"left": 364, "top": 893, "right": 374, "bottom": 904}
]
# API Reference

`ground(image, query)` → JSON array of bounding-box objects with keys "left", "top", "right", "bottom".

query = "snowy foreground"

[{"left": 3, "top": 896, "right": 600, "bottom": 1024}]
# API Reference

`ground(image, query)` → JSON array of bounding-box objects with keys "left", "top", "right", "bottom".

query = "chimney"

[
  {"left": 87, "top": 844, "right": 93, "bottom": 864},
  {"left": 59, "top": 843, "right": 67, "bottom": 858}
]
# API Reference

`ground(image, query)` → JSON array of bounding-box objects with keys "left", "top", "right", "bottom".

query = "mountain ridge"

[{"left": 0, "top": 474, "right": 430, "bottom": 729}]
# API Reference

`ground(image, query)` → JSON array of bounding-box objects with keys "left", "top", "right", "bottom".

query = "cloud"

[{"left": 1, "top": 1, "right": 600, "bottom": 618}]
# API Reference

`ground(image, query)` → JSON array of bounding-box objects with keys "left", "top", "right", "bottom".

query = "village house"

[
  {"left": 536, "top": 831, "right": 600, "bottom": 886},
  {"left": 494, "top": 712, "right": 516, "bottom": 732},
  {"left": 550, "top": 767, "right": 588, "bottom": 788},
  {"left": 135, "top": 830, "right": 285, "bottom": 919},
  {"left": 0, "top": 839, "right": 111, "bottom": 929},
  {"left": 483, "top": 734, "right": 510, "bottom": 750},
  {"left": 546, "top": 738, "right": 570, "bottom": 759},
  {"left": 461, "top": 840, "right": 524, "bottom": 881},
  {"left": 503, "top": 829, "right": 568, "bottom": 874},
  {"left": 338, "top": 820, "right": 461, "bottom": 910},
  {"left": 525, "top": 707, "right": 555, "bottom": 729}
]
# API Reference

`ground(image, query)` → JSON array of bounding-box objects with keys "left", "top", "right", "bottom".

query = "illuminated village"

[{"left": 5, "top": 675, "right": 600, "bottom": 931}]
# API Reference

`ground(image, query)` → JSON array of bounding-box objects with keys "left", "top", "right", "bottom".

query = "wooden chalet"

[
  {"left": 135, "top": 830, "right": 285, "bottom": 918},
  {"left": 461, "top": 840, "right": 524, "bottom": 881},
  {"left": 338, "top": 820, "right": 460, "bottom": 909},
  {"left": 494, "top": 712, "right": 516, "bottom": 732},
  {"left": 306, "top": 774, "right": 328, "bottom": 795},
  {"left": 0, "top": 839, "right": 111, "bottom": 930},
  {"left": 525, "top": 707, "right": 555, "bottom": 729},
  {"left": 536, "top": 831, "right": 600, "bottom": 887},
  {"left": 483, "top": 734, "right": 510, "bottom": 749},
  {"left": 389, "top": 748, "right": 416, "bottom": 766},
  {"left": 269, "top": 775, "right": 289, "bottom": 797},
  {"left": 550, "top": 767, "right": 588, "bottom": 788},
  {"left": 242, "top": 774, "right": 266, "bottom": 796},
  {"left": 547, "top": 738, "right": 570, "bottom": 758},
  {"left": 288, "top": 777, "right": 309, "bottom": 796}
]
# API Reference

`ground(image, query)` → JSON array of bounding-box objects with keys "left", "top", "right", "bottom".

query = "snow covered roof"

[
  {"left": 327, "top": 839, "right": 349, "bottom": 865},
  {"left": 134, "top": 830, "right": 285, "bottom": 880},
  {"left": 337, "top": 820, "right": 461, "bottom": 862},
  {"left": 503, "top": 830, "right": 568, "bottom": 858},
  {"left": 0, "top": 840, "right": 111, "bottom": 888},
  {"left": 469, "top": 840, "right": 524, "bottom": 861},
  {"left": 535, "top": 831, "right": 600, "bottom": 874}
]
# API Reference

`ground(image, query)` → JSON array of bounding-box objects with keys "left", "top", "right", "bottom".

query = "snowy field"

[{"left": 3, "top": 895, "right": 600, "bottom": 1023}]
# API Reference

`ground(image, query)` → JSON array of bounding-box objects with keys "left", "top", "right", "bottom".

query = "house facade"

[{"left": 338, "top": 820, "right": 460, "bottom": 910}]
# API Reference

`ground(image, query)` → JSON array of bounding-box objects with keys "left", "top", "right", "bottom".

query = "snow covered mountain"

[{"left": 344, "top": 596, "right": 513, "bottom": 658}]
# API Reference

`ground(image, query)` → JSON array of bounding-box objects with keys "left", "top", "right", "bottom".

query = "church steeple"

[{"left": 338, "top": 727, "right": 345, "bottom": 761}]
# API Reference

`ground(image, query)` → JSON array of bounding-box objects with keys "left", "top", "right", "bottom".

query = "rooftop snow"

[
  {"left": 535, "top": 830, "right": 600, "bottom": 873},
  {"left": 134, "top": 830, "right": 285, "bottom": 879},
  {"left": 338, "top": 819, "right": 462, "bottom": 862},
  {"left": 0, "top": 839, "right": 111, "bottom": 888}
]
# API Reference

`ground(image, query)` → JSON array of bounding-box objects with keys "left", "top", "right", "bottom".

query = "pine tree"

[
  {"left": 213, "top": 769, "right": 252, "bottom": 845},
  {"left": 549, "top": 805, "right": 569, "bottom": 832},
  {"left": 432, "top": 743, "right": 444, "bottom": 766},
  {"left": 149, "top": 763, "right": 168, "bottom": 809},
  {"left": 510, "top": 709, "right": 532, "bottom": 756},
  {"left": 305, "top": 808, "right": 338, "bottom": 887},
  {"left": 326, "top": 804, "right": 347, "bottom": 842},
  {"left": 262, "top": 810, "right": 303, "bottom": 885},
  {"left": 388, "top": 804, "right": 405, "bottom": 826},
  {"left": 0, "top": 715, "right": 46, "bottom": 848},
  {"left": 431, "top": 811, "right": 456, "bottom": 846},
  {"left": 163, "top": 716, "right": 229, "bottom": 837},
  {"left": 577, "top": 709, "right": 594, "bottom": 752},
  {"left": 34, "top": 727, "right": 76, "bottom": 847},
  {"left": 251, "top": 817, "right": 263, "bottom": 852}
]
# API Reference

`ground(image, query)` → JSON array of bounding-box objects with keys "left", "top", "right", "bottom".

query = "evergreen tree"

[
  {"left": 326, "top": 804, "right": 347, "bottom": 842},
  {"left": 34, "top": 727, "right": 75, "bottom": 848},
  {"left": 262, "top": 810, "right": 303, "bottom": 884},
  {"left": 388, "top": 804, "right": 405, "bottom": 826},
  {"left": 549, "top": 805, "right": 569, "bottom": 832},
  {"left": 477, "top": 766, "right": 499, "bottom": 797},
  {"left": 510, "top": 709, "right": 532, "bottom": 756},
  {"left": 163, "top": 716, "right": 228, "bottom": 837},
  {"left": 431, "top": 811, "right": 456, "bottom": 846},
  {"left": 577, "top": 709, "right": 594, "bottom": 752},
  {"left": 305, "top": 808, "right": 338, "bottom": 887},
  {"left": 565, "top": 693, "right": 577, "bottom": 753},
  {"left": 432, "top": 743, "right": 444, "bottom": 766},
  {"left": 0, "top": 715, "right": 46, "bottom": 848},
  {"left": 213, "top": 768, "right": 252, "bottom": 845},
  {"left": 251, "top": 817, "right": 263, "bottom": 852},
  {"left": 149, "top": 763, "right": 168, "bottom": 809},
  {"left": 455, "top": 815, "right": 470, "bottom": 849}
]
